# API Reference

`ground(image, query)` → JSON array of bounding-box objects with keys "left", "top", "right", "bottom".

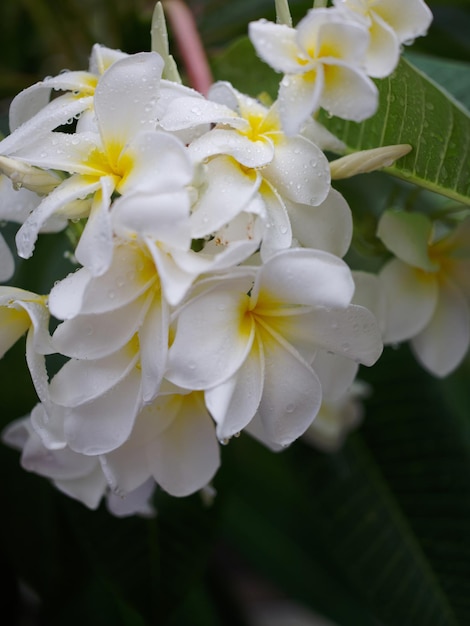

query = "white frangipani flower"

[
  {"left": 8, "top": 52, "right": 192, "bottom": 275},
  {"left": 167, "top": 248, "right": 382, "bottom": 447},
  {"left": 162, "top": 81, "right": 334, "bottom": 259},
  {"left": 377, "top": 211, "right": 470, "bottom": 376},
  {"left": 249, "top": 8, "right": 378, "bottom": 136},
  {"left": 1, "top": 45, "right": 128, "bottom": 156},
  {"left": 334, "top": 0, "right": 433, "bottom": 77}
]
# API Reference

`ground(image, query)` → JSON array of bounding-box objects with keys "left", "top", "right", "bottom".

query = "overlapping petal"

[
  {"left": 166, "top": 275, "right": 256, "bottom": 389},
  {"left": 411, "top": 276, "right": 470, "bottom": 377},
  {"left": 146, "top": 391, "right": 220, "bottom": 497},
  {"left": 249, "top": 20, "right": 302, "bottom": 74},
  {"left": 64, "top": 366, "right": 142, "bottom": 455},
  {"left": 256, "top": 324, "right": 323, "bottom": 446},
  {"left": 380, "top": 258, "right": 438, "bottom": 343}
]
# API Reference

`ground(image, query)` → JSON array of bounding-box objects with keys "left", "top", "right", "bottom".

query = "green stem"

[{"left": 275, "top": 0, "right": 292, "bottom": 26}]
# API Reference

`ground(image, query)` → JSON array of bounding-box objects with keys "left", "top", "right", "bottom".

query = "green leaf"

[
  {"left": 405, "top": 53, "right": 470, "bottom": 111},
  {"left": 220, "top": 345, "right": 470, "bottom": 625},
  {"left": 320, "top": 58, "right": 470, "bottom": 207}
]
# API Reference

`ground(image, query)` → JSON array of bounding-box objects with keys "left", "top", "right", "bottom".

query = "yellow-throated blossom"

[
  {"left": 167, "top": 248, "right": 382, "bottom": 447},
  {"left": 161, "top": 81, "right": 352, "bottom": 260},
  {"left": 249, "top": 7, "right": 378, "bottom": 135},
  {"left": 378, "top": 210, "right": 470, "bottom": 376},
  {"left": 1, "top": 52, "right": 192, "bottom": 276}
]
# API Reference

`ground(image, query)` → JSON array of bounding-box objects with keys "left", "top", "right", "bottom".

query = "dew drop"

[{"left": 219, "top": 437, "right": 230, "bottom": 446}]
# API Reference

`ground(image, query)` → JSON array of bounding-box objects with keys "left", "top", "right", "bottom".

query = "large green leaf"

[
  {"left": 405, "top": 53, "right": 470, "bottom": 111},
  {"left": 319, "top": 58, "right": 470, "bottom": 207},
  {"left": 219, "top": 346, "right": 470, "bottom": 626}
]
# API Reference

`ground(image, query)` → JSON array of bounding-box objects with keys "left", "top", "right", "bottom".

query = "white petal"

[
  {"left": 2, "top": 416, "right": 32, "bottom": 450},
  {"left": 249, "top": 20, "right": 302, "bottom": 74},
  {"left": 255, "top": 248, "right": 355, "bottom": 309},
  {"left": 145, "top": 240, "right": 197, "bottom": 306},
  {"left": 159, "top": 95, "right": 242, "bottom": 131},
  {"left": 287, "top": 187, "right": 352, "bottom": 257},
  {"left": 147, "top": 392, "right": 220, "bottom": 497},
  {"left": 374, "top": 0, "right": 433, "bottom": 43},
  {"left": 119, "top": 131, "right": 193, "bottom": 195},
  {"left": 308, "top": 304, "right": 383, "bottom": 366},
  {"left": 380, "top": 258, "right": 438, "bottom": 343},
  {"left": 50, "top": 244, "right": 155, "bottom": 319},
  {"left": 0, "top": 305, "right": 30, "bottom": 357},
  {"left": 65, "top": 367, "right": 142, "bottom": 455},
  {"left": 21, "top": 298, "right": 53, "bottom": 355},
  {"left": 258, "top": 182, "right": 292, "bottom": 260},
  {"left": 257, "top": 326, "right": 322, "bottom": 446},
  {"left": 377, "top": 210, "right": 437, "bottom": 271},
  {"left": 364, "top": 13, "right": 400, "bottom": 78},
  {"left": 188, "top": 129, "right": 273, "bottom": 168},
  {"left": 12, "top": 130, "right": 103, "bottom": 174},
  {"left": 138, "top": 295, "right": 168, "bottom": 403},
  {"left": 0, "top": 176, "right": 39, "bottom": 223},
  {"left": 112, "top": 190, "right": 191, "bottom": 249},
  {"left": 94, "top": 52, "right": 164, "bottom": 151},
  {"left": 25, "top": 325, "right": 52, "bottom": 409},
  {"left": 166, "top": 277, "right": 256, "bottom": 389},
  {"left": 101, "top": 439, "right": 151, "bottom": 495},
  {"left": 30, "top": 403, "right": 67, "bottom": 450},
  {"left": 205, "top": 334, "right": 264, "bottom": 440},
  {"left": 74, "top": 176, "right": 114, "bottom": 276},
  {"left": 53, "top": 294, "right": 151, "bottom": 359},
  {"left": 279, "top": 71, "right": 324, "bottom": 136},
  {"left": 312, "top": 349, "right": 358, "bottom": 401},
  {"left": 352, "top": 270, "right": 387, "bottom": 335},
  {"left": 106, "top": 478, "right": 156, "bottom": 517},
  {"left": 262, "top": 134, "right": 330, "bottom": 205},
  {"left": 89, "top": 44, "right": 129, "bottom": 75},
  {"left": 15, "top": 175, "right": 100, "bottom": 259},
  {"left": 2, "top": 94, "right": 93, "bottom": 154},
  {"left": 321, "top": 62, "right": 378, "bottom": 122},
  {"left": 48, "top": 268, "right": 92, "bottom": 320},
  {"left": 21, "top": 429, "right": 98, "bottom": 481},
  {"left": 54, "top": 464, "right": 107, "bottom": 509},
  {"left": 50, "top": 344, "right": 138, "bottom": 407},
  {"left": 411, "top": 278, "right": 469, "bottom": 377},
  {"left": 190, "top": 157, "right": 261, "bottom": 238},
  {"left": 303, "top": 11, "right": 369, "bottom": 64},
  {"left": 0, "top": 234, "right": 14, "bottom": 282}
]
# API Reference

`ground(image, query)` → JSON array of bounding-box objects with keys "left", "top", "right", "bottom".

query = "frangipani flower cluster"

[
  {"left": 249, "top": 0, "right": 432, "bottom": 135},
  {"left": 0, "top": 0, "right": 442, "bottom": 515}
]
